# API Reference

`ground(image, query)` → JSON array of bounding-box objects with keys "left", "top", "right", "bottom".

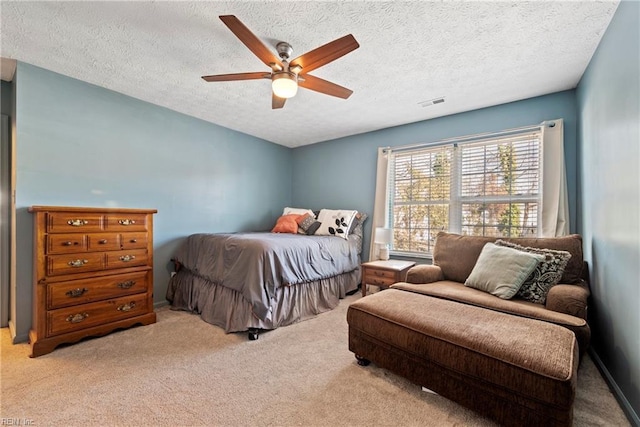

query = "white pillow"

[
  {"left": 283, "top": 207, "right": 315, "bottom": 218},
  {"left": 314, "top": 209, "right": 357, "bottom": 239}
]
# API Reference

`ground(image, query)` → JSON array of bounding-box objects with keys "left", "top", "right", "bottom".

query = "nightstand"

[{"left": 361, "top": 260, "right": 416, "bottom": 297}]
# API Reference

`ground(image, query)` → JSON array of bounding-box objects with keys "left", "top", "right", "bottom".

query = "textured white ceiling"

[{"left": 0, "top": 1, "right": 619, "bottom": 147}]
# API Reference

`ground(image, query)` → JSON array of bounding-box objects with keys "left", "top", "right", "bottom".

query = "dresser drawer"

[
  {"left": 47, "top": 252, "right": 105, "bottom": 276},
  {"left": 48, "top": 271, "right": 149, "bottom": 309},
  {"left": 47, "top": 234, "right": 87, "bottom": 254},
  {"left": 363, "top": 273, "right": 397, "bottom": 287},
  {"left": 86, "top": 233, "right": 121, "bottom": 252},
  {"left": 120, "top": 232, "right": 148, "bottom": 250},
  {"left": 105, "top": 249, "right": 148, "bottom": 269},
  {"left": 47, "top": 212, "right": 103, "bottom": 233},
  {"left": 47, "top": 294, "right": 150, "bottom": 337},
  {"left": 105, "top": 214, "right": 148, "bottom": 232},
  {"left": 365, "top": 267, "right": 397, "bottom": 280}
]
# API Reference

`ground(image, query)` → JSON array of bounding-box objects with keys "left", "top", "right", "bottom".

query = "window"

[{"left": 388, "top": 131, "right": 542, "bottom": 256}]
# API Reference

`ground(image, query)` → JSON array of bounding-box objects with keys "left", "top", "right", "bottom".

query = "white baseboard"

[{"left": 589, "top": 348, "right": 640, "bottom": 426}]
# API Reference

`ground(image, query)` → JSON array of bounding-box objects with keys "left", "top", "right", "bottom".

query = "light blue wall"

[
  {"left": 12, "top": 62, "right": 292, "bottom": 341},
  {"left": 576, "top": 0, "right": 639, "bottom": 421},
  {"left": 292, "top": 91, "right": 578, "bottom": 261}
]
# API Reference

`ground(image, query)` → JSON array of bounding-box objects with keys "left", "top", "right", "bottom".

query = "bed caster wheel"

[
  {"left": 355, "top": 355, "right": 370, "bottom": 366},
  {"left": 248, "top": 328, "right": 259, "bottom": 341}
]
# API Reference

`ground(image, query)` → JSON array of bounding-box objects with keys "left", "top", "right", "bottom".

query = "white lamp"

[
  {"left": 272, "top": 72, "right": 298, "bottom": 98},
  {"left": 374, "top": 227, "right": 393, "bottom": 260}
]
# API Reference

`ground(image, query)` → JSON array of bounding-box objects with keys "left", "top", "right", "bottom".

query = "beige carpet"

[{"left": 0, "top": 293, "right": 630, "bottom": 427}]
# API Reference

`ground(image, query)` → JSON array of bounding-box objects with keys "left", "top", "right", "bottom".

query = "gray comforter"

[{"left": 172, "top": 232, "right": 360, "bottom": 320}]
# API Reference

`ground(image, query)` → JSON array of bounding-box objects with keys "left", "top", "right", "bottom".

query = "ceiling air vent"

[{"left": 418, "top": 97, "right": 445, "bottom": 107}]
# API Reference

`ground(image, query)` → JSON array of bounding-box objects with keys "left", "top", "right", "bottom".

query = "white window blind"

[{"left": 388, "top": 131, "right": 542, "bottom": 256}]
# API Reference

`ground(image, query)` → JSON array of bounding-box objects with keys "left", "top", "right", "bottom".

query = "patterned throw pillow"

[
  {"left": 305, "top": 221, "right": 322, "bottom": 235},
  {"left": 495, "top": 240, "right": 572, "bottom": 304},
  {"left": 314, "top": 209, "right": 357, "bottom": 239},
  {"left": 296, "top": 213, "right": 316, "bottom": 234},
  {"left": 348, "top": 212, "right": 368, "bottom": 254},
  {"left": 348, "top": 212, "right": 368, "bottom": 237}
]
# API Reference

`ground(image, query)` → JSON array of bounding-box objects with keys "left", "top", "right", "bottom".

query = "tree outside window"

[{"left": 388, "top": 133, "right": 541, "bottom": 256}]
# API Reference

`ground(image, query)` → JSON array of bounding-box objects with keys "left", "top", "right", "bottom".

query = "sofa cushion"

[
  {"left": 392, "top": 281, "right": 587, "bottom": 328},
  {"left": 495, "top": 239, "right": 572, "bottom": 304},
  {"left": 406, "top": 264, "right": 445, "bottom": 284},
  {"left": 464, "top": 243, "right": 544, "bottom": 299},
  {"left": 433, "top": 232, "right": 584, "bottom": 284},
  {"left": 392, "top": 280, "right": 590, "bottom": 355}
]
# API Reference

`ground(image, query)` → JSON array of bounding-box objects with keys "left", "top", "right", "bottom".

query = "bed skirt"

[{"left": 166, "top": 268, "right": 360, "bottom": 333}]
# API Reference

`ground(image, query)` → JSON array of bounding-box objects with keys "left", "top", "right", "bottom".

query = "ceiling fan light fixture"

[
  {"left": 272, "top": 72, "right": 298, "bottom": 98},
  {"left": 204, "top": 16, "right": 360, "bottom": 109}
]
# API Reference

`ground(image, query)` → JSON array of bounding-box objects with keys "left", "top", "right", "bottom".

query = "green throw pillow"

[{"left": 464, "top": 243, "right": 544, "bottom": 299}]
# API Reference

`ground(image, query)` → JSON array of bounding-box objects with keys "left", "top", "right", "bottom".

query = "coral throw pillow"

[{"left": 271, "top": 214, "right": 303, "bottom": 234}]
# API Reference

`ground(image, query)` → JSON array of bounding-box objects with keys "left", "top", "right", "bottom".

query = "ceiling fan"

[{"left": 202, "top": 15, "right": 360, "bottom": 109}]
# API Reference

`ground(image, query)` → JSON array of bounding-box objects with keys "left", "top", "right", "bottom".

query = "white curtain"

[
  {"left": 369, "top": 147, "right": 390, "bottom": 261},
  {"left": 541, "top": 119, "right": 570, "bottom": 236}
]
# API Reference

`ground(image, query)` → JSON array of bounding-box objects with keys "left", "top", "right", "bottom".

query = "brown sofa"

[
  {"left": 347, "top": 232, "right": 591, "bottom": 426},
  {"left": 399, "top": 232, "right": 591, "bottom": 354}
]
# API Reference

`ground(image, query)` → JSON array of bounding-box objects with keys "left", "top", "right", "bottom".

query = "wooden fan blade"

[
  {"left": 289, "top": 34, "right": 359, "bottom": 73},
  {"left": 219, "top": 15, "right": 283, "bottom": 70},
  {"left": 272, "top": 93, "right": 286, "bottom": 109},
  {"left": 202, "top": 72, "right": 270, "bottom": 82},
  {"left": 298, "top": 74, "right": 353, "bottom": 99}
]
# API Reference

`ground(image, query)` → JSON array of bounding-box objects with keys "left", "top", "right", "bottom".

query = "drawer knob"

[
  {"left": 374, "top": 271, "right": 385, "bottom": 276},
  {"left": 68, "top": 259, "right": 89, "bottom": 267},
  {"left": 98, "top": 239, "right": 108, "bottom": 244},
  {"left": 117, "top": 302, "right": 136, "bottom": 312},
  {"left": 67, "top": 219, "right": 89, "bottom": 227},
  {"left": 130, "top": 239, "right": 137, "bottom": 243},
  {"left": 65, "top": 288, "right": 89, "bottom": 298},
  {"left": 118, "top": 219, "right": 136, "bottom": 226},
  {"left": 117, "top": 280, "right": 136, "bottom": 289},
  {"left": 66, "top": 313, "right": 89, "bottom": 323},
  {"left": 119, "top": 255, "right": 136, "bottom": 262}
]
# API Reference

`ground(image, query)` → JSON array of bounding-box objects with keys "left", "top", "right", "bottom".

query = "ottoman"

[{"left": 347, "top": 289, "right": 579, "bottom": 427}]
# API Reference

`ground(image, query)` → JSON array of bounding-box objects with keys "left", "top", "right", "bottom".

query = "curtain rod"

[{"left": 382, "top": 120, "right": 556, "bottom": 154}]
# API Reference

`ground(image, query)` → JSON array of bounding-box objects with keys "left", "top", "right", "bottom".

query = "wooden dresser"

[{"left": 28, "top": 206, "right": 157, "bottom": 357}]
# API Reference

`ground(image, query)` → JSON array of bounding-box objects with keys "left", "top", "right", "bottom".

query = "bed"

[{"left": 166, "top": 210, "right": 364, "bottom": 339}]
